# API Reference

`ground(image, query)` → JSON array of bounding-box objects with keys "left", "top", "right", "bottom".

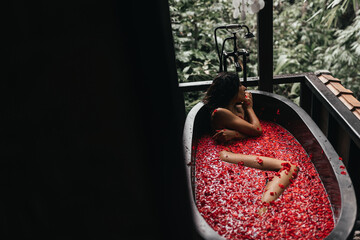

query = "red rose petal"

[
  {"left": 194, "top": 120, "right": 334, "bottom": 239},
  {"left": 256, "top": 157, "right": 263, "bottom": 165},
  {"left": 281, "top": 162, "right": 291, "bottom": 170},
  {"left": 341, "top": 171, "right": 346, "bottom": 175}
]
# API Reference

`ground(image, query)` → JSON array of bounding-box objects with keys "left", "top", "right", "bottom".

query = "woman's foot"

[{"left": 258, "top": 206, "right": 268, "bottom": 216}]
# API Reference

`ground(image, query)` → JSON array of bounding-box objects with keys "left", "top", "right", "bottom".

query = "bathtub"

[{"left": 183, "top": 90, "right": 357, "bottom": 240}]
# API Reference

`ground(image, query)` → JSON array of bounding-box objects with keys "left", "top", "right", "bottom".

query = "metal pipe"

[{"left": 214, "top": 24, "right": 254, "bottom": 73}]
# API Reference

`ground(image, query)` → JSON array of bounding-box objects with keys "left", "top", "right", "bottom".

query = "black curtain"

[{"left": 4, "top": 1, "right": 192, "bottom": 239}]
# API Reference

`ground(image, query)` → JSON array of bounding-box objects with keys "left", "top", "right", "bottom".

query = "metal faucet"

[{"left": 214, "top": 24, "right": 254, "bottom": 84}]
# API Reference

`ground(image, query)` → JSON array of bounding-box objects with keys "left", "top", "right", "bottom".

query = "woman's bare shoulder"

[
  {"left": 211, "top": 108, "right": 236, "bottom": 121},
  {"left": 212, "top": 107, "right": 231, "bottom": 116}
]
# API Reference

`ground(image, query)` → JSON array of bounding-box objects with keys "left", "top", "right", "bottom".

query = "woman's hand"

[
  {"left": 244, "top": 92, "right": 253, "bottom": 109},
  {"left": 212, "top": 129, "right": 247, "bottom": 143}
]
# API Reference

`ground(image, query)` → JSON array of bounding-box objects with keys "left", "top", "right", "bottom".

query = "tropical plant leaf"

[
  {"left": 328, "top": 0, "right": 343, "bottom": 9},
  {"left": 170, "top": 0, "right": 360, "bottom": 112}
]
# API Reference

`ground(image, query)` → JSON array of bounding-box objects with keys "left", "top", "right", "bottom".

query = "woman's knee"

[
  {"left": 290, "top": 164, "right": 299, "bottom": 177},
  {"left": 219, "top": 150, "right": 230, "bottom": 161}
]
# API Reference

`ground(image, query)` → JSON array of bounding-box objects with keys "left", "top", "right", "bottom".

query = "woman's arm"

[
  {"left": 243, "top": 92, "right": 262, "bottom": 134},
  {"left": 212, "top": 109, "right": 262, "bottom": 137},
  {"left": 212, "top": 129, "right": 248, "bottom": 143},
  {"left": 212, "top": 101, "right": 262, "bottom": 137}
]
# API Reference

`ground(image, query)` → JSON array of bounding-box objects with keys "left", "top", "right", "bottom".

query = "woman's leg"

[{"left": 219, "top": 150, "right": 298, "bottom": 205}]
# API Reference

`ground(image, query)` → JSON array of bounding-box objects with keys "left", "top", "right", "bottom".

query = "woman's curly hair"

[{"left": 203, "top": 72, "right": 241, "bottom": 110}]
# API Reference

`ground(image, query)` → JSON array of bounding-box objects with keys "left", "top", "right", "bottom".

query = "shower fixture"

[{"left": 214, "top": 24, "right": 254, "bottom": 84}]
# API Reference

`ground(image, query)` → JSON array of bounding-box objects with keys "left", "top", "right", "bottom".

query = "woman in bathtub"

[{"left": 203, "top": 72, "right": 299, "bottom": 214}]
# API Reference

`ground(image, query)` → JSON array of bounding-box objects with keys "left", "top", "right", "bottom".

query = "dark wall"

[{"left": 4, "top": 1, "right": 192, "bottom": 239}]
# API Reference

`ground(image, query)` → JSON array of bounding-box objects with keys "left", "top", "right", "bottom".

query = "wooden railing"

[{"left": 179, "top": 71, "right": 360, "bottom": 219}]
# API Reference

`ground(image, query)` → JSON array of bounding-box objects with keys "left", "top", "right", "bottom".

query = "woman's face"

[{"left": 236, "top": 85, "right": 247, "bottom": 102}]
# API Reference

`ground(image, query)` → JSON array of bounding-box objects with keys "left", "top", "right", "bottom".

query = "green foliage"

[
  {"left": 170, "top": 0, "right": 258, "bottom": 113},
  {"left": 170, "top": 0, "right": 360, "bottom": 114},
  {"left": 272, "top": 0, "right": 360, "bottom": 99},
  {"left": 170, "top": 0, "right": 228, "bottom": 82},
  {"left": 184, "top": 91, "right": 204, "bottom": 113},
  {"left": 321, "top": 10, "right": 360, "bottom": 96},
  {"left": 273, "top": 1, "right": 335, "bottom": 74},
  {"left": 170, "top": 0, "right": 258, "bottom": 84}
]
